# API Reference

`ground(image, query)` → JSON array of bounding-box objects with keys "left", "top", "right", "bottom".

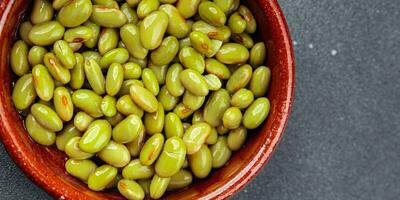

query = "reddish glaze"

[{"left": 0, "top": 0, "right": 295, "bottom": 199}]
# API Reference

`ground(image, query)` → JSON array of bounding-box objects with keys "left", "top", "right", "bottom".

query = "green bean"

[
  {"left": 183, "top": 122, "right": 211, "bottom": 154},
  {"left": 188, "top": 144, "right": 212, "bottom": 178},
  {"left": 121, "top": 3, "right": 139, "bottom": 24},
  {"left": 31, "top": 0, "right": 53, "bottom": 24},
  {"left": 157, "top": 86, "right": 180, "bottom": 111},
  {"left": 176, "top": 0, "right": 201, "bottom": 19},
  {"left": 203, "top": 89, "right": 230, "bottom": 126},
  {"left": 54, "top": 40, "right": 76, "bottom": 69},
  {"left": 116, "top": 95, "right": 144, "bottom": 117},
  {"left": 137, "top": 0, "right": 159, "bottom": 19},
  {"left": 179, "top": 69, "right": 209, "bottom": 96},
  {"left": 230, "top": 88, "right": 254, "bottom": 109},
  {"left": 126, "top": 0, "right": 141, "bottom": 7},
  {"left": 213, "top": 0, "right": 235, "bottom": 13},
  {"left": 56, "top": 123, "right": 81, "bottom": 151},
  {"left": 206, "top": 127, "right": 218, "bottom": 145},
  {"left": 65, "top": 137, "right": 94, "bottom": 159},
  {"left": 120, "top": 24, "right": 148, "bottom": 59},
  {"left": 88, "top": 165, "right": 118, "bottom": 191},
  {"left": 28, "top": 46, "right": 46, "bottom": 67},
  {"left": 123, "top": 63, "right": 142, "bottom": 80},
  {"left": 101, "top": 95, "right": 117, "bottom": 117},
  {"left": 151, "top": 36, "right": 180, "bottom": 65},
  {"left": 118, "top": 179, "right": 145, "bottom": 200},
  {"left": 210, "top": 136, "right": 231, "bottom": 168},
  {"left": 142, "top": 68, "right": 160, "bottom": 96},
  {"left": 140, "top": 133, "right": 164, "bottom": 166},
  {"left": 166, "top": 63, "right": 185, "bottom": 97},
  {"left": 10, "top": 40, "right": 29, "bottom": 76},
  {"left": 182, "top": 91, "right": 206, "bottom": 110},
  {"left": 84, "top": 59, "right": 106, "bottom": 95},
  {"left": 228, "top": 12, "right": 246, "bottom": 34},
  {"left": 32, "top": 64, "right": 54, "bottom": 101},
  {"left": 70, "top": 53, "right": 85, "bottom": 90},
  {"left": 150, "top": 175, "right": 170, "bottom": 199},
  {"left": 138, "top": 179, "right": 151, "bottom": 195},
  {"left": 113, "top": 114, "right": 143, "bottom": 144},
  {"left": 82, "top": 51, "right": 101, "bottom": 63},
  {"left": 243, "top": 97, "right": 270, "bottom": 129},
  {"left": 198, "top": 1, "right": 226, "bottom": 27},
  {"left": 226, "top": 64, "right": 252, "bottom": 93},
  {"left": 57, "top": 0, "right": 92, "bottom": 27},
  {"left": 99, "top": 48, "right": 129, "bottom": 69},
  {"left": 53, "top": 86, "right": 74, "bottom": 121},
  {"left": 83, "top": 21, "right": 101, "bottom": 48},
  {"left": 125, "top": 128, "right": 146, "bottom": 157},
  {"left": 159, "top": 4, "right": 190, "bottom": 38},
  {"left": 227, "top": 126, "right": 247, "bottom": 151},
  {"left": 129, "top": 56, "right": 147, "bottom": 68},
  {"left": 90, "top": 5, "right": 127, "bottom": 28},
  {"left": 106, "top": 112, "right": 124, "bottom": 127},
  {"left": 144, "top": 103, "right": 165, "bottom": 135},
  {"left": 155, "top": 137, "right": 186, "bottom": 177},
  {"left": 173, "top": 103, "right": 195, "bottom": 119},
  {"left": 25, "top": 114, "right": 56, "bottom": 146},
  {"left": 31, "top": 103, "right": 63, "bottom": 132},
  {"left": 250, "top": 66, "right": 271, "bottom": 97},
  {"left": 216, "top": 43, "right": 249, "bottom": 64},
  {"left": 164, "top": 112, "right": 184, "bottom": 138},
  {"left": 130, "top": 84, "right": 159, "bottom": 113},
  {"left": 98, "top": 141, "right": 131, "bottom": 167},
  {"left": 29, "top": 21, "right": 65, "bottom": 46},
  {"left": 106, "top": 63, "right": 124, "bottom": 96},
  {"left": 118, "top": 79, "right": 144, "bottom": 96},
  {"left": 65, "top": 159, "right": 97, "bottom": 181},
  {"left": 139, "top": 11, "right": 169, "bottom": 50},
  {"left": 148, "top": 63, "right": 168, "bottom": 85},
  {"left": 122, "top": 159, "right": 154, "bottom": 180},
  {"left": 231, "top": 32, "right": 254, "bottom": 49},
  {"left": 167, "top": 169, "right": 193, "bottom": 191},
  {"left": 19, "top": 21, "right": 33, "bottom": 46},
  {"left": 52, "top": 0, "right": 69, "bottom": 10},
  {"left": 205, "top": 58, "right": 231, "bottom": 79},
  {"left": 192, "top": 20, "right": 231, "bottom": 41},
  {"left": 179, "top": 47, "right": 205, "bottom": 74},
  {"left": 249, "top": 42, "right": 266, "bottom": 67},
  {"left": 98, "top": 28, "right": 119, "bottom": 55},
  {"left": 204, "top": 74, "right": 222, "bottom": 91},
  {"left": 79, "top": 119, "right": 112, "bottom": 153},
  {"left": 222, "top": 107, "right": 242, "bottom": 129},
  {"left": 238, "top": 5, "right": 257, "bottom": 34},
  {"left": 63, "top": 26, "right": 93, "bottom": 43},
  {"left": 74, "top": 111, "right": 94, "bottom": 132},
  {"left": 72, "top": 89, "right": 103, "bottom": 118},
  {"left": 68, "top": 42, "right": 82, "bottom": 52},
  {"left": 43, "top": 52, "right": 71, "bottom": 84}
]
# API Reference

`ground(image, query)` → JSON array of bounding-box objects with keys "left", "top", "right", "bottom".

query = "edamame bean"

[
  {"left": 179, "top": 47, "right": 205, "bottom": 74},
  {"left": 203, "top": 89, "right": 230, "bottom": 126},
  {"left": 101, "top": 95, "right": 117, "bottom": 117},
  {"left": 32, "top": 64, "right": 54, "bottom": 101},
  {"left": 249, "top": 42, "right": 267, "bottom": 67},
  {"left": 84, "top": 59, "right": 105, "bottom": 95},
  {"left": 25, "top": 114, "right": 56, "bottom": 146},
  {"left": 54, "top": 40, "right": 76, "bottom": 69},
  {"left": 125, "top": 128, "right": 146, "bottom": 157},
  {"left": 72, "top": 89, "right": 103, "bottom": 117},
  {"left": 148, "top": 63, "right": 168, "bottom": 85},
  {"left": 189, "top": 31, "right": 214, "bottom": 57},
  {"left": 150, "top": 175, "right": 170, "bottom": 199},
  {"left": 92, "top": 0, "right": 118, "bottom": 7},
  {"left": 210, "top": 136, "right": 231, "bottom": 168},
  {"left": 183, "top": 122, "right": 211, "bottom": 154},
  {"left": 106, "top": 63, "right": 124, "bottom": 96},
  {"left": 137, "top": 0, "right": 159, "bottom": 19},
  {"left": 118, "top": 179, "right": 145, "bottom": 200},
  {"left": 179, "top": 69, "right": 209, "bottom": 96},
  {"left": 206, "top": 127, "right": 218, "bottom": 145},
  {"left": 167, "top": 169, "right": 193, "bottom": 191},
  {"left": 99, "top": 48, "right": 129, "bottom": 69},
  {"left": 198, "top": 1, "right": 226, "bottom": 27},
  {"left": 10, "top": 40, "right": 29, "bottom": 76},
  {"left": 31, "top": 103, "right": 63, "bottom": 132},
  {"left": 43, "top": 52, "right": 71, "bottom": 84},
  {"left": 166, "top": 63, "right": 185, "bottom": 97},
  {"left": 118, "top": 80, "right": 144, "bottom": 96},
  {"left": 116, "top": 95, "right": 144, "bottom": 117},
  {"left": 157, "top": 86, "right": 180, "bottom": 111},
  {"left": 243, "top": 97, "right": 270, "bottom": 129},
  {"left": 90, "top": 5, "right": 127, "bottom": 28},
  {"left": 56, "top": 123, "right": 81, "bottom": 151},
  {"left": 74, "top": 111, "right": 94, "bottom": 132},
  {"left": 65, "top": 159, "right": 97, "bottom": 181},
  {"left": 231, "top": 32, "right": 254, "bottom": 48},
  {"left": 213, "top": 0, "right": 235, "bottom": 13},
  {"left": 182, "top": 91, "right": 206, "bottom": 110},
  {"left": 151, "top": 36, "right": 179, "bottom": 65},
  {"left": 164, "top": 112, "right": 184, "bottom": 138},
  {"left": 205, "top": 58, "right": 231, "bottom": 79},
  {"left": 226, "top": 0, "right": 240, "bottom": 14},
  {"left": 122, "top": 159, "right": 154, "bottom": 179},
  {"left": 88, "top": 165, "right": 118, "bottom": 191},
  {"left": 139, "top": 11, "right": 169, "bottom": 50},
  {"left": 19, "top": 21, "right": 33, "bottom": 45},
  {"left": 142, "top": 68, "right": 160, "bottom": 96},
  {"left": 129, "top": 85, "right": 158, "bottom": 113},
  {"left": 204, "top": 74, "right": 222, "bottom": 91},
  {"left": 227, "top": 126, "right": 247, "bottom": 151},
  {"left": 222, "top": 107, "right": 242, "bottom": 129},
  {"left": 126, "top": 0, "right": 141, "bottom": 7},
  {"left": 98, "top": 28, "right": 119, "bottom": 55},
  {"left": 29, "top": 21, "right": 64, "bottom": 46},
  {"left": 179, "top": 37, "right": 191, "bottom": 49},
  {"left": 70, "top": 53, "right": 85, "bottom": 90},
  {"left": 238, "top": 5, "right": 257, "bottom": 34},
  {"left": 228, "top": 12, "right": 246, "bottom": 34},
  {"left": 140, "top": 133, "right": 164, "bottom": 166},
  {"left": 79, "top": 119, "right": 112, "bottom": 153},
  {"left": 123, "top": 63, "right": 142, "bottom": 80},
  {"left": 176, "top": 0, "right": 201, "bottom": 19},
  {"left": 53, "top": 86, "right": 74, "bottom": 121},
  {"left": 52, "top": 0, "right": 69, "bottom": 10},
  {"left": 120, "top": 24, "right": 148, "bottom": 59},
  {"left": 121, "top": 3, "right": 139, "bottom": 24},
  {"left": 216, "top": 43, "right": 249, "bottom": 64},
  {"left": 28, "top": 46, "right": 47, "bottom": 66},
  {"left": 159, "top": 4, "right": 190, "bottom": 38},
  {"left": 57, "top": 0, "right": 92, "bottom": 27},
  {"left": 82, "top": 51, "right": 101, "bottom": 63},
  {"left": 188, "top": 144, "right": 212, "bottom": 178},
  {"left": 173, "top": 103, "right": 195, "bottom": 119},
  {"left": 64, "top": 26, "right": 93, "bottom": 43},
  {"left": 230, "top": 88, "right": 254, "bottom": 109},
  {"left": 113, "top": 114, "right": 143, "bottom": 144},
  {"left": 83, "top": 21, "right": 100, "bottom": 48},
  {"left": 144, "top": 103, "right": 164, "bottom": 135},
  {"left": 65, "top": 137, "right": 94, "bottom": 159},
  {"left": 250, "top": 66, "right": 271, "bottom": 97},
  {"left": 98, "top": 140, "right": 131, "bottom": 167},
  {"left": 31, "top": 0, "right": 53, "bottom": 24},
  {"left": 226, "top": 64, "right": 252, "bottom": 93},
  {"left": 155, "top": 137, "right": 186, "bottom": 177},
  {"left": 192, "top": 20, "right": 231, "bottom": 41}
]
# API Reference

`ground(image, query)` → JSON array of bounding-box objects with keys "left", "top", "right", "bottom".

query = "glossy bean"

[
  {"left": 182, "top": 91, "right": 205, "bottom": 110},
  {"left": 118, "top": 179, "right": 145, "bottom": 200},
  {"left": 72, "top": 89, "right": 103, "bottom": 117},
  {"left": 83, "top": 21, "right": 100, "bottom": 48},
  {"left": 216, "top": 43, "right": 249, "bottom": 64},
  {"left": 205, "top": 58, "right": 231, "bottom": 79},
  {"left": 157, "top": 86, "right": 180, "bottom": 111},
  {"left": 148, "top": 63, "right": 168, "bottom": 85},
  {"left": 188, "top": 144, "right": 212, "bottom": 178},
  {"left": 118, "top": 80, "right": 144, "bottom": 96},
  {"left": 222, "top": 107, "right": 242, "bottom": 129},
  {"left": 249, "top": 42, "right": 267, "bottom": 67},
  {"left": 123, "top": 63, "right": 142, "bottom": 80},
  {"left": 106, "top": 63, "right": 124, "bottom": 96},
  {"left": 129, "top": 85, "right": 158, "bottom": 113},
  {"left": 98, "top": 28, "right": 119, "bottom": 55},
  {"left": 65, "top": 137, "right": 94, "bottom": 159},
  {"left": 88, "top": 165, "right": 118, "bottom": 191},
  {"left": 137, "top": 0, "right": 159, "bottom": 19},
  {"left": 56, "top": 123, "right": 81, "bottom": 151},
  {"left": 101, "top": 95, "right": 117, "bottom": 117},
  {"left": 198, "top": 1, "right": 226, "bottom": 27},
  {"left": 79, "top": 119, "right": 112, "bottom": 153},
  {"left": 113, "top": 114, "right": 143, "bottom": 144},
  {"left": 179, "top": 47, "right": 205, "bottom": 74},
  {"left": 29, "top": 21, "right": 65, "bottom": 46},
  {"left": 125, "top": 128, "right": 146, "bottom": 157},
  {"left": 213, "top": 0, "right": 235, "bottom": 13},
  {"left": 150, "top": 175, "right": 170, "bottom": 199},
  {"left": 238, "top": 5, "right": 257, "bottom": 34},
  {"left": 159, "top": 4, "right": 190, "bottom": 38},
  {"left": 10, "top": 40, "right": 29, "bottom": 76},
  {"left": 155, "top": 137, "right": 186, "bottom": 177},
  {"left": 179, "top": 69, "right": 209, "bottom": 96},
  {"left": 140, "top": 133, "right": 164, "bottom": 166},
  {"left": 74, "top": 111, "right": 94, "bottom": 132},
  {"left": 70, "top": 53, "right": 85, "bottom": 90},
  {"left": 226, "top": 64, "right": 252, "bottom": 93},
  {"left": 19, "top": 21, "right": 33, "bottom": 45},
  {"left": 84, "top": 59, "right": 106, "bottom": 95},
  {"left": 43, "top": 52, "right": 71, "bottom": 84},
  {"left": 230, "top": 88, "right": 254, "bottom": 109},
  {"left": 54, "top": 40, "right": 76, "bottom": 69},
  {"left": 31, "top": 0, "right": 53, "bottom": 24},
  {"left": 231, "top": 32, "right": 254, "bottom": 48},
  {"left": 53, "top": 87, "right": 74, "bottom": 121},
  {"left": 227, "top": 126, "right": 247, "bottom": 151},
  {"left": 57, "top": 0, "right": 92, "bottom": 27},
  {"left": 65, "top": 159, "right": 97, "bottom": 181},
  {"left": 203, "top": 89, "right": 230, "bottom": 126},
  {"left": 167, "top": 169, "right": 193, "bottom": 191},
  {"left": 204, "top": 74, "right": 222, "bottom": 91},
  {"left": 151, "top": 36, "right": 179, "bottom": 65},
  {"left": 82, "top": 51, "right": 101, "bottom": 63},
  {"left": 25, "top": 114, "right": 56, "bottom": 146},
  {"left": 173, "top": 103, "right": 195, "bottom": 119},
  {"left": 182, "top": 122, "right": 211, "bottom": 154},
  {"left": 210, "top": 136, "right": 231, "bottom": 168},
  {"left": 144, "top": 103, "right": 164, "bottom": 135},
  {"left": 99, "top": 48, "right": 129, "bottom": 69},
  {"left": 31, "top": 103, "right": 63, "bottom": 132},
  {"left": 120, "top": 24, "right": 148, "bottom": 59},
  {"left": 142, "top": 68, "right": 159, "bottom": 96},
  {"left": 32, "top": 64, "right": 54, "bottom": 101},
  {"left": 90, "top": 5, "right": 127, "bottom": 28},
  {"left": 228, "top": 12, "right": 246, "bottom": 34},
  {"left": 98, "top": 141, "right": 131, "bottom": 167},
  {"left": 28, "top": 46, "right": 47, "bottom": 66},
  {"left": 243, "top": 97, "right": 270, "bottom": 129},
  {"left": 64, "top": 26, "right": 93, "bottom": 43},
  {"left": 249, "top": 66, "right": 271, "bottom": 97},
  {"left": 166, "top": 63, "right": 185, "bottom": 97},
  {"left": 139, "top": 11, "right": 169, "bottom": 50},
  {"left": 176, "top": 0, "right": 201, "bottom": 19},
  {"left": 164, "top": 112, "right": 184, "bottom": 138},
  {"left": 116, "top": 95, "right": 144, "bottom": 117},
  {"left": 192, "top": 20, "right": 231, "bottom": 41},
  {"left": 129, "top": 56, "right": 147, "bottom": 68},
  {"left": 206, "top": 127, "right": 218, "bottom": 145}
]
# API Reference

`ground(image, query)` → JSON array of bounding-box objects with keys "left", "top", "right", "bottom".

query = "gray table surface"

[{"left": 1, "top": 0, "right": 400, "bottom": 199}]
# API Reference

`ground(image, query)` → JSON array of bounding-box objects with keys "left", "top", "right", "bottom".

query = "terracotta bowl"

[{"left": 0, "top": 0, "right": 294, "bottom": 199}]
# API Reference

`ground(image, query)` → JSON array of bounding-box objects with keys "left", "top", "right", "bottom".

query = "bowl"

[{"left": 0, "top": 0, "right": 295, "bottom": 199}]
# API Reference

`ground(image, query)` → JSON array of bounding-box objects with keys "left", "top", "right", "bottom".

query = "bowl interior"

[{"left": 0, "top": 0, "right": 294, "bottom": 199}]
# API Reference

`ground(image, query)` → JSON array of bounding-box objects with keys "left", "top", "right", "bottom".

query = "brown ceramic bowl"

[{"left": 0, "top": 0, "right": 294, "bottom": 199}]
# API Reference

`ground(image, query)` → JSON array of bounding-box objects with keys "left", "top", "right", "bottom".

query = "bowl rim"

[{"left": 0, "top": 0, "right": 295, "bottom": 199}]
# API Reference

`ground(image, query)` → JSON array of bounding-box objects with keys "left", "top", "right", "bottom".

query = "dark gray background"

[{"left": 1, "top": 0, "right": 400, "bottom": 199}]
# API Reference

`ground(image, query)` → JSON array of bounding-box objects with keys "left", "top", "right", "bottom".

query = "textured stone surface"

[{"left": 1, "top": 0, "right": 400, "bottom": 199}]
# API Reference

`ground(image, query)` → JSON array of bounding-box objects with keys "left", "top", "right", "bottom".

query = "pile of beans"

[{"left": 10, "top": 0, "right": 271, "bottom": 199}]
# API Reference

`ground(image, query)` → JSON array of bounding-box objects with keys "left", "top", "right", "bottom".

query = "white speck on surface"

[
  {"left": 244, "top": 189, "right": 248, "bottom": 193},
  {"left": 59, "top": 196, "right": 65, "bottom": 200},
  {"left": 293, "top": 41, "right": 298, "bottom": 46},
  {"left": 331, "top": 49, "right": 338, "bottom": 56},
  {"left": 308, "top": 43, "right": 314, "bottom": 49}
]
